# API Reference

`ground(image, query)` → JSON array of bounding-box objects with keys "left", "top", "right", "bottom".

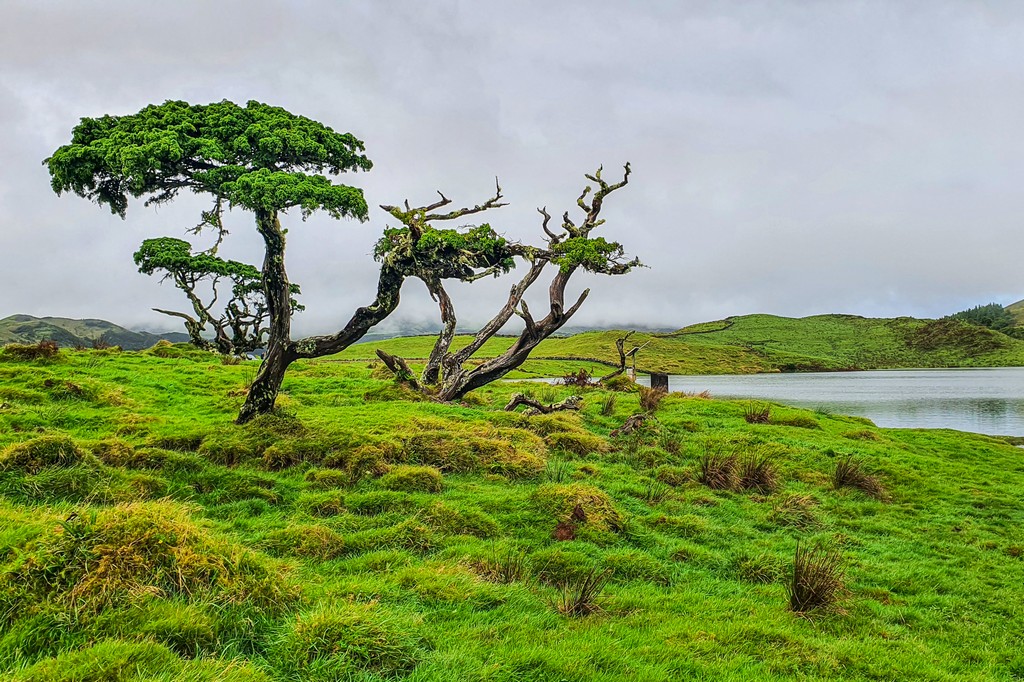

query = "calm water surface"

[{"left": 637, "top": 368, "right": 1024, "bottom": 436}]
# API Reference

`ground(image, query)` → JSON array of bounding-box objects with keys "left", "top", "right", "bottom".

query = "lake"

[{"left": 635, "top": 367, "right": 1024, "bottom": 436}]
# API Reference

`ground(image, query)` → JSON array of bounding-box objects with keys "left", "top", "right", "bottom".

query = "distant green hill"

[
  {"left": 1005, "top": 299, "right": 1024, "bottom": 326},
  {"left": 337, "top": 313, "right": 1024, "bottom": 374},
  {"left": 0, "top": 314, "right": 188, "bottom": 350}
]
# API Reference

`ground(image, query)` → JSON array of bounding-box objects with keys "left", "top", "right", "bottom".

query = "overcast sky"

[{"left": 2, "top": 1, "right": 1023, "bottom": 336}]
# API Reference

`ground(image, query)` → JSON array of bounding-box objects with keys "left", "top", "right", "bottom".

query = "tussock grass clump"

[
  {"left": 379, "top": 465, "right": 443, "bottom": 493},
  {"left": 552, "top": 567, "right": 612, "bottom": 617},
  {"left": 600, "top": 392, "right": 617, "bottom": 416},
  {"left": 744, "top": 402, "right": 771, "bottom": 424},
  {"left": 277, "top": 604, "right": 420, "bottom": 678},
  {"left": 602, "top": 374, "right": 637, "bottom": 392},
  {"left": 533, "top": 483, "right": 623, "bottom": 532},
  {"left": 346, "top": 519, "right": 435, "bottom": 554},
  {"left": 545, "top": 430, "right": 610, "bottom": 457},
  {"left": 0, "top": 436, "right": 87, "bottom": 473},
  {"left": 296, "top": 491, "right": 346, "bottom": 517},
  {"left": 1, "top": 340, "right": 60, "bottom": 362},
  {"left": 304, "top": 468, "right": 349, "bottom": 489},
  {"left": 654, "top": 465, "right": 689, "bottom": 487},
  {"left": 738, "top": 452, "right": 780, "bottom": 494},
  {"left": 11, "top": 639, "right": 272, "bottom": 682},
  {"left": 469, "top": 545, "right": 530, "bottom": 584},
  {"left": 264, "top": 524, "right": 346, "bottom": 560},
  {"left": 3, "top": 500, "right": 297, "bottom": 613},
  {"left": 770, "top": 413, "right": 820, "bottom": 429},
  {"left": 400, "top": 427, "right": 545, "bottom": 479},
  {"left": 698, "top": 452, "right": 739, "bottom": 491},
  {"left": 833, "top": 455, "right": 888, "bottom": 500},
  {"left": 768, "top": 493, "right": 820, "bottom": 530},
  {"left": 532, "top": 547, "right": 597, "bottom": 586},
  {"left": 544, "top": 459, "right": 572, "bottom": 483},
  {"left": 638, "top": 385, "right": 665, "bottom": 413},
  {"left": 345, "top": 490, "right": 413, "bottom": 516},
  {"left": 604, "top": 550, "right": 674, "bottom": 586},
  {"left": 423, "top": 501, "right": 499, "bottom": 538},
  {"left": 843, "top": 429, "right": 882, "bottom": 441},
  {"left": 787, "top": 542, "right": 846, "bottom": 613},
  {"left": 734, "top": 551, "right": 786, "bottom": 584}
]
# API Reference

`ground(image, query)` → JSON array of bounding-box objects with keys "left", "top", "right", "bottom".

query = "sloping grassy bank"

[
  {"left": 337, "top": 314, "right": 1024, "bottom": 375},
  {"left": 0, "top": 344, "right": 1022, "bottom": 680}
]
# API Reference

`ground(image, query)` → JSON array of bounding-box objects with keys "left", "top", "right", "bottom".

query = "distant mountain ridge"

[{"left": 0, "top": 315, "right": 189, "bottom": 350}]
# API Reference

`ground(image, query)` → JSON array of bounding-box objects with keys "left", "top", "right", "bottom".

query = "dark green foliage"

[
  {"left": 947, "top": 303, "right": 1016, "bottom": 332},
  {"left": 787, "top": 542, "right": 845, "bottom": 613},
  {"left": 551, "top": 236, "right": 626, "bottom": 274},
  {"left": 46, "top": 100, "right": 371, "bottom": 219},
  {"left": 374, "top": 223, "right": 515, "bottom": 281}
]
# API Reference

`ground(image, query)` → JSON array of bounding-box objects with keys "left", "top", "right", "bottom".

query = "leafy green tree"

[
  {"left": 47, "top": 99, "right": 374, "bottom": 422},
  {"left": 133, "top": 236, "right": 302, "bottom": 355}
]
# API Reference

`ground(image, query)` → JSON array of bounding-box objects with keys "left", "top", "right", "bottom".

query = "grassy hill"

[
  {"left": 336, "top": 313, "right": 1024, "bottom": 375},
  {"left": 0, "top": 314, "right": 188, "bottom": 350},
  {"left": 1006, "top": 298, "right": 1024, "bottom": 327},
  {"left": 0, "top": 344, "right": 1021, "bottom": 679}
]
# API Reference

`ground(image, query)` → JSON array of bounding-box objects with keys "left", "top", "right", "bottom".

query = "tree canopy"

[{"left": 46, "top": 99, "right": 372, "bottom": 220}]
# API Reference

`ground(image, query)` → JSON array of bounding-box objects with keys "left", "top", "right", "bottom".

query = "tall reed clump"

[
  {"left": 638, "top": 386, "right": 665, "bottom": 413},
  {"left": 698, "top": 452, "right": 738, "bottom": 491},
  {"left": 738, "top": 451, "right": 779, "bottom": 494},
  {"left": 833, "top": 455, "right": 887, "bottom": 500},
  {"left": 786, "top": 542, "right": 845, "bottom": 613}
]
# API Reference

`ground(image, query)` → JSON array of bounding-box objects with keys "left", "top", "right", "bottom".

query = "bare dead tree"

[{"left": 430, "top": 164, "right": 640, "bottom": 401}]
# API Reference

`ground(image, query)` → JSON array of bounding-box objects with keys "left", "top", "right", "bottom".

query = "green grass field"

[
  {"left": 0, "top": 343, "right": 1022, "bottom": 680},
  {"left": 337, "top": 314, "right": 1024, "bottom": 376}
]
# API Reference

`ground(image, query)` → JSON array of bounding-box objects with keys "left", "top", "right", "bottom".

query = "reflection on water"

[{"left": 636, "top": 368, "right": 1024, "bottom": 436}]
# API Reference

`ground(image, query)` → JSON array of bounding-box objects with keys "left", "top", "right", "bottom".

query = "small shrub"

[
  {"left": 378, "top": 465, "right": 443, "bottom": 493},
  {"left": 744, "top": 402, "right": 771, "bottom": 424},
  {"left": 768, "top": 493, "right": 819, "bottom": 530},
  {"left": 0, "top": 435, "right": 86, "bottom": 473},
  {"left": 638, "top": 385, "right": 665, "bottom": 413},
  {"left": 698, "top": 452, "right": 738, "bottom": 491},
  {"left": 738, "top": 452, "right": 780, "bottom": 494},
  {"left": 1, "top": 340, "right": 60, "bottom": 361},
  {"left": 833, "top": 455, "right": 887, "bottom": 500},
  {"left": 562, "top": 369, "right": 594, "bottom": 387},
  {"left": 654, "top": 465, "right": 689, "bottom": 487},
  {"left": 278, "top": 604, "right": 419, "bottom": 677},
  {"left": 552, "top": 567, "right": 612, "bottom": 617},
  {"left": 787, "top": 542, "right": 845, "bottom": 613},
  {"left": 600, "top": 392, "right": 617, "bottom": 416}
]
